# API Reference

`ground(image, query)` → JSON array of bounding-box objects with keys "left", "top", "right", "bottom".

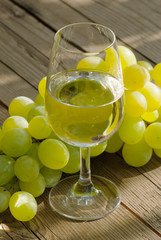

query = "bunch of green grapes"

[
  {"left": 115, "top": 46, "right": 161, "bottom": 167},
  {"left": 0, "top": 85, "right": 75, "bottom": 221}
]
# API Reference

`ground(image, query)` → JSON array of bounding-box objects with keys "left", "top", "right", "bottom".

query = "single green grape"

[
  {"left": 28, "top": 116, "right": 52, "bottom": 139},
  {"left": 118, "top": 45, "right": 137, "bottom": 71},
  {"left": 105, "top": 131, "right": 123, "bottom": 153},
  {"left": 122, "top": 138, "right": 152, "bottom": 167},
  {"left": 124, "top": 90, "right": 147, "bottom": 117},
  {"left": 9, "top": 191, "right": 37, "bottom": 221},
  {"left": 144, "top": 122, "right": 161, "bottom": 148},
  {"left": 90, "top": 142, "right": 107, "bottom": 157},
  {"left": 141, "top": 110, "right": 159, "bottom": 123},
  {"left": 19, "top": 173, "right": 46, "bottom": 197},
  {"left": 38, "top": 77, "right": 46, "bottom": 99},
  {"left": 137, "top": 60, "right": 153, "bottom": 80},
  {"left": 40, "top": 167, "right": 62, "bottom": 188},
  {"left": 0, "top": 187, "right": 11, "bottom": 213},
  {"left": 27, "top": 105, "right": 46, "bottom": 121},
  {"left": 14, "top": 155, "right": 39, "bottom": 182},
  {"left": 139, "top": 82, "right": 161, "bottom": 112},
  {"left": 0, "top": 155, "right": 15, "bottom": 185},
  {"left": 26, "top": 143, "right": 43, "bottom": 169},
  {"left": 123, "top": 64, "right": 150, "bottom": 90},
  {"left": 38, "top": 139, "right": 69, "bottom": 169},
  {"left": 152, "top": 63, "right": 161, "bottom": 87},
  {"left": 119, "top": 115, "right": 146, "bottom": 144},
  {"left": 9, "top": 96, "right": 35, "bottom": 119},
  {"left": 61, "top": 144, "right": 80, "bottom": 174},
  {"left": 77, "top": 56, "right": 107, "bottom": 72},
  {"left": 1, "top": 128, "right": 32, "bottom": 157},
  {"left": 34, "top": 94, "right": 44, "bottom": 105},
  {"left": 2, "top": 116, "right": 28, "bottom": 133}
]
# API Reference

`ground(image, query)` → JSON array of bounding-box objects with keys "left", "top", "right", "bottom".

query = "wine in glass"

[{"left": 45, "top": 22, "right": 124, "bottom": 220}]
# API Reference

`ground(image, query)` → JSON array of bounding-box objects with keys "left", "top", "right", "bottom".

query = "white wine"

[{"left": 45, "top": 70, "right": 124, "bottom": 147}]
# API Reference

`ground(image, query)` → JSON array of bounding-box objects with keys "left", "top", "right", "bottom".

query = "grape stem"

[{"left": 72, "top": 147, "right": 98, "bottom": 197}]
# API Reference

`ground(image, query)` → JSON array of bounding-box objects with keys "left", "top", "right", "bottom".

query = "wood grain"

[{"left": 12, "top": 0, "right": 161, "bottom": 63}]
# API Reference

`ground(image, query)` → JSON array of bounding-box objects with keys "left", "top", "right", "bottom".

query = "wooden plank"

[
  {"left": 92, "top": 153, "right": 161, "bottom": 234},
  {"left": 0, "top": 103, "right": 9, "bottom": 126},
  {"left": 0, "top": 0, "right": 155, "bottom": 73},
  {"left": 60, "top": 0, "right": 161, "bottom": 64},
  {"left": 22, "top": 192, "right": 160, "bottom": 240},
  {"left": 0, "top": 210, "right": 40, "bottom": 240},
  {"left": 0, "top": 0, "right": 53, "bottom": 57},
  {"left": 10, "top": 0, "right": 160, "bottom": 65},
  {"left": 0, "top": 62, "right": 38, "bottom": 106},
  {"left": 0, "top": 0, "right": 153, "bottom": 65},
  {"left": 0, "top": 22, "right": 48, "bottom": 87}
]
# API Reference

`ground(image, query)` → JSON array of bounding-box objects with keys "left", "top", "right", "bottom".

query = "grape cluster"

[
  {"left": 0, "top": 46, "right": 161, "bottom": 221},
  {"left": 116, "top": 47, "right": 161, "bottom": 167}
]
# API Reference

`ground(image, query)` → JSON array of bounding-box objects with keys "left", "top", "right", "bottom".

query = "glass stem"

[
  {"left": 79, "top": 147, "right": 91, "bottom": 185},
  {"left": 73, "top": 147, "right": 98, "bottom": 197}
]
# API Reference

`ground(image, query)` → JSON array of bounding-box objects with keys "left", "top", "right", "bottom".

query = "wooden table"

[{"left": 0, "top": 0, "right": 161, "bottom": 239}]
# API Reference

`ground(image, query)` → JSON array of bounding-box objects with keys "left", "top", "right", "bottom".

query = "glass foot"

[{"left": 49, "top": 175, "right": 121, "bottom": 221}]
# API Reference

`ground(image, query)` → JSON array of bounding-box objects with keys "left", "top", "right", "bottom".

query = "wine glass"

[{"left": 45, "top": 22, "right": 124, "bottom": 220}]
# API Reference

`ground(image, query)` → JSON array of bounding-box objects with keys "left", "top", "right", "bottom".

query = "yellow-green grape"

[
  {"left": 137, "top": 60, "right": 153, "bottom": 80},
  {"left": 14, "top": 155, "right": 39, "bottom": 182},
  {"left": 28, "top": 116, "right": 52, "bottom": 139},
  {"left": 38, "top": 139, "right": 69, "bottom": 169},
  {"left": 9, "top": 191, "right": 37, "bottom": 221},
  {"left": 19, "top": 173, "right": 46, "bottom": 197},
  {"left": 1, "top": 129, "right": 32, "bottom": 157},
  {"left": 123, "top": 64, "right": 150, "bottom": 90},
  {"left": 152, "top": 63, "right": 161, "bottom": 87},
  {"left": 124, "top": 90, "right": 147, "bottom": 117},
  {"left": 41, "top": 167, "right": 62, "bottom": 188},
  {"left": 0, "top": 187, "right": 11, "bottom": 213},
  {"left": 139, "top": 82, "right": 161, "bottom": 112},
  {"left": 27, "top": 105, "right": 46, "bottom": 121},
  {"left": 61, "top": 144, "right": 80, "bottom": 174},
  {"left": 38, "top": 77, "right": 46, "bottom": 99},
  {"left": 105, "top": 47, "right": 119, "bottom": 76},
  {"left": 144, "top": 122, "right": 161, "bottom": 148},
  {"left": 2, "top": 116, "right": 28, "bottom": 133},
  {"left": 105, "top": 131, "right": 123, "bottom": 153},
  {"left": 122, "top": 138, "right": 152, "bottom": 167},
  {"left": 9, "top": 96, "right": 35, "bottom": 119},
  {"left": 118, "top": 45, "right": 137, "bottom": 71},
  {"left": 90, "top": 142, "right": 107, "bottom": 157},
  {"left": 119, "top": 115, "right": 146, "bottom": 144},
  {"left": 77, "top": 56, "right": 107, "bottom": 72},
  {"left": 154, "top": 148, "right": 161, "bottom": 158},
  {"left": 26, "top": 143, "right": 43, "bottom": 169},
  {"left": 35, "top": 93, "right": 44, "bottom": 105},
  {"left": 0, "top": 155, "right": 15, "bottom": 185},
  {"left": 141, "top": 110, "right": 159, "bottom": 123}
]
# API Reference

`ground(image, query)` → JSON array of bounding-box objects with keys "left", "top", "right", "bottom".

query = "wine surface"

[{"left": 45, "top": 70, "right": 124, "bottom": 147}]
